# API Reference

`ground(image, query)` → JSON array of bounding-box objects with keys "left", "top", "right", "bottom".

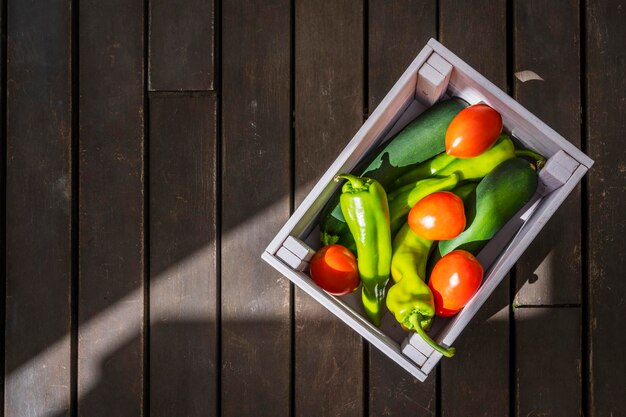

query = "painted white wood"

[
  {"left": 407, "top": 331, "right": 435, "bottom": 357},
  {"left": 537, "top": 150, "right": 580, "bottom": 196},
  {"left": 427, "top": 52, "right": 453, "bottom": 78},
  {"left": 420, "top": 351, "right": 443, "bottom": 375},
  {"left": 416, "top": 63, "right": 446, "bottom": 105},
  {"left": 283, "top": 236, "right": 315, "bottom": 262},
  {"left": 401, "top": 338, "right": 428, "bottom": 366},
  {"left": 276, "top": 247, "right": 307, "bottom": 272}
]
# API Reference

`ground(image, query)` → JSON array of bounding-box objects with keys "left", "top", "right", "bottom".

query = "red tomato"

[
  {"left": 310, "top": 244, "right": 360, "bottom": 296},
  {"left": 428, "top": 250, "right": 484, "bottom": 317},
  {"left": 445, "top": 103, "right": 503, "bottom": 158},
  {"left": 408, "top": 191, "right": 466, "bottom": 240}
]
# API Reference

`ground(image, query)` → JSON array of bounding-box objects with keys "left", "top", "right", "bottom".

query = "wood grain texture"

[
  {"left": 368, "top": 0, "right": 436, "bottom": 110},
  {"left": 515, "top": 307, "right": 582, "bottom": 417},
  {"left": 367, "top": 2, "right": 437, "bottom": 416},
  {"left": 0, "top": 1, "right": 4, "bottom": 411},
  {"left": 438, "top": 2, "right": 510, "bottom": 416},
  {"left": 513, "top": 0, "right": 582, "bottom": 306},
  {"left": 221, "top": 0, "right": 291, "bottom": 416},
  {"left": 78, "top": 0, "right": 145, "bottom": 415},
  {"left": 149, "top": 0, "right": 214, "bottom": 91},
  {"left": 586, "top": 1, "right": 626, "bottom": 415},
  {"left": 149, "top": 94, "right": 217, "bottom": 417},
  {"left": 369, "top": 348, "right": 436, "bottom": 416},
  {"left": 294, "top": 1, "right": 363, "bottom": 416},
  {"left": 4, "top": 0, "right": 72, "bottom": 415}
]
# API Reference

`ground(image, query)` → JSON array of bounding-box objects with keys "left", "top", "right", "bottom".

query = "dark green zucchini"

[
  {"left": 320, "top": 98, "right": 468, "bottom": 251},
  {"left": 436, "top": 157, "right": 538, "bottom": 258}
]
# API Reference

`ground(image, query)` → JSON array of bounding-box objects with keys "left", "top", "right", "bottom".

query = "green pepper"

[
  {"left": 390, "top": 134, "right": 516, "bottom": 189},
  {"left": 337, "top": 174, "right": 392, "bottom": 327},
  {"left": 387, "top": 174, "right": 460, "bottom": 235},
  {"left": 386, "top": 224, "right": 456, "bottom": 357}
]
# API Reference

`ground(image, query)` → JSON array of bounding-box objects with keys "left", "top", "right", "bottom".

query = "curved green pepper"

[
  {"left": 390, "top": 134, "right": 516, "bottom": 189},
  {"left": 387, "top": 174, "right": 460, "bottom": 235},
  {"left": 337, "top": 174, "right": 392, "bottom": 327},
  {"left": 386, "top": 224, "right": 455, "bottom": 357}
]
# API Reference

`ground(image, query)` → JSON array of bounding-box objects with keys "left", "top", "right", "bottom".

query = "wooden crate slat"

[
  {"left": 149, "top": 0, "right": 214, "bottom": 91},
  {"left": 586, "top": 0, "right": 626, "bottom": 415},
  {"left": 514, "top": 0, "right": 582, "bottom": 306},
  {"left": 78, "top": 0, "right": 145, "bottom": 414},
  {"left": 221, "top": 0, "right": 291, "bottom": 415},
  {"left": 149, "top": 94, "right": 218, "bottom": 417},
  {"left": 294, "top": 1, "right": 364, "bottom": 415},
  {"left": 367, "top": 1, "right": 438, "bottom": 415},
  {"left": 4, "top": 1, "right": 72, "bottom": 415}
]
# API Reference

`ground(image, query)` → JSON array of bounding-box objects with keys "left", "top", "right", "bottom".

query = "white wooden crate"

[{"left": 261, "top": 39, "right": 593, "bottom": 381}]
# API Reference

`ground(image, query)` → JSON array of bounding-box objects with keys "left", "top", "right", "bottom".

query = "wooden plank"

[
  {"left": 221, "top": 0, "right": 291, "bottom": 416},
  {"left": 149, "top": 0, "right": 214, "bottom": 91},
  {"left": 0, "top": 0, "right": 4, "bottom": 411},
  {"left": 368, "top": 0, "right": 436, "bottom": 109},
  {"left": 78, "top": 0, "right": 145, "bottom": 415},
  {"left": 438, "top": 2, "right": 510, "bottom": 416},
  {"left": 513, "top": 0, "right": 581, "bottom": 306},
  {"left": 586, "top": 1, "right": 626, "bottom": 415},
  {"left": 369, "top": 348, "right": 436, "bottom": 415},
  {"left": 294, "top": 1, "right": 363, "bottom": 415},
  {"left": 515, "top": 307, "right": 581, "bottom": 416},
  {"left": 149, "top": 94, "right": 217, "bottom": 417},
  {"left": 367, "top": 2, "right": 437, "bottom": 415},
  {"left": 4, "top": 0, "right": 72, "bottom": 415}
]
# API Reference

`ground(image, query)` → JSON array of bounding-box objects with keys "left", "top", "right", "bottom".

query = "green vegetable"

[
  {"left": 386, "top": 136, "right": 517, "bottom": 235},
  {"left": 437, "top": 157, "right": 539, "bottom": 257},
  {"left": 337, "top": 174, "right": 392, "bottom": 327},
  {"left": 450, "top": 181, "right": 478, "bottom": 201},
  {"left": 320, "top": 98, "right": 468, "bottom": 252},
  {"left": 390, "top": 134, "right": 516, "bottom": 189},
  {"left": 386, "top": 224, "right": 455, "bottom": 357}
]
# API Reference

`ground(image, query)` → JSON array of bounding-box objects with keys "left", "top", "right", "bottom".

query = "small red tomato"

[
  {"left": 428, "top": 250, "right": 483, "bottom": 317},
  {"left": 310, "top": 244, "right": 360, "bottom": 296},
  {"left": 445, "top": 103, "right": 503, "bottom": 158},
  {"left": 408, "top": 191, "right": 466, "bottom": 240}
]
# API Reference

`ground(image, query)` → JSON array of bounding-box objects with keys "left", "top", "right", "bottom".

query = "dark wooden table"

[{"left": 2, "top": 0, "right": 624, "bottom": 416}]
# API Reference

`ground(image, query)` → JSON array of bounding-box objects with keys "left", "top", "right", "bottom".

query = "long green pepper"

[
  {"left": 386, "top": 224, "right": 456, "bottom": 357},
  {"left": 337, "top": 174, "right": 392, "bottom": 327}
]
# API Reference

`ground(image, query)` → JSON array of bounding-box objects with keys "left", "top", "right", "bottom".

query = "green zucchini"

[
  {"left": 436, "top": 157, "right": 538, "bottom": 258},
  {"left": 320, "top": 98, "right": 468, "bottom": 251}
]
